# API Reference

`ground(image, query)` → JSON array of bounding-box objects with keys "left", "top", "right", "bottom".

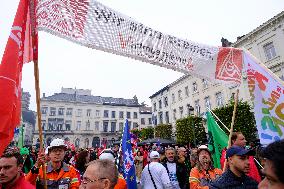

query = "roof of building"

[
  {"left": 42, "top": 93, "right": 141, "bottom": 107},
  {"left": 149, "top": 74, "right": 190, "bottom": 99},
  {"left": 233, "top": 11, "right": 284, "bottom": 46},
  {"left": 139, "top": 106, "right": 152, "bottom": 114}
]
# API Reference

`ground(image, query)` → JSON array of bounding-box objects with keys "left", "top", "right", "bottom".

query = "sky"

[{"left": 1, "top": 0, "right": 284, "bottom": 111}]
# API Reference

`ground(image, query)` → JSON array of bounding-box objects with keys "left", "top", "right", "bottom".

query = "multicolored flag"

[
  {"left": 244, "top": 52, "right": 284, "bottom": 145},
  {"left": 122, "top": 120, "right": 137, "bottom": 189},
  {"left": 206, "top": 111, "right": 228, "bottom": 169},
  {"left": 36, "top": 0, "right": 243, "bottom": 86},
  {"left": 0, "top": 0, "right": 37, "bottom": 156}
]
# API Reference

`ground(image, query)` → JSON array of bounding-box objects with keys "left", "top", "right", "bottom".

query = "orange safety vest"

[
  {"left": 189, "top": 167, "right": 222, "bottom": 189},
  {"left": 26, "top": 162, "right": 80, "bottom": 189}
]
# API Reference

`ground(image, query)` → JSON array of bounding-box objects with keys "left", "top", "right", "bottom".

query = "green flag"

[
  {"left": 206, "top": 111, "right": 228, "bottom": 169},
  {"left": 17, "top": 124, "right": 24, "bottom": 149}
]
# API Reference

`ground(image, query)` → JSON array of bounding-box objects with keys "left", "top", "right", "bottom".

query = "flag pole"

[
  {"left": 29, "top": 0, "right": 47, "bottom": 188},
  {"left": 206, "top": 107, "right": 230, "bottom": 132},
  {"left": 222, "top": 88, "right": 239, "bottom": 172}
]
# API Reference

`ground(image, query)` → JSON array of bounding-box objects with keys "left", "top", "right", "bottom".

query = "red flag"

[{"left": 0, "top": 0, "right": 37, "bottom": 156}]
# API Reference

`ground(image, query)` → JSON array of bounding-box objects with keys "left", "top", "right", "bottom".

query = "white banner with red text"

[{"left": 36, "top": 0, "right": 243, "bottom": 85}]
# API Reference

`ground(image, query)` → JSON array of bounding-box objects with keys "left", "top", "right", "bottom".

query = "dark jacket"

[
  {"left": 209, "top": 169, "right": 258, "bottom": 189},
  {"left": 162, "top": 161, "right": 189, "bottom": 189}
]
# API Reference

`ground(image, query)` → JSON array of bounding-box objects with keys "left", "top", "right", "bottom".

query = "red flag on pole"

[{"left": 0, "top": 0, "right": 37, "bottom": 156}]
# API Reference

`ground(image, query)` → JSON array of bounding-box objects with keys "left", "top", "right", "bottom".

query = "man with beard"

[
  {"left": 162, "top": 147, "right": 188, "bottom": 189},
  {"left": 210, "top": 146, "right": 258, "bottom": 189},
  {"left": 189, "top": 145, "right": 222, "bottom": 189}
]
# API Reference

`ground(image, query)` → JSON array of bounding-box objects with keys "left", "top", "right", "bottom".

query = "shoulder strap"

[{"left": 148, "top": 164, "right": 158, "bottom": 189}]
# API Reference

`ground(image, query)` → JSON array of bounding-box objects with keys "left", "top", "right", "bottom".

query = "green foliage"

[
  {"left": 155, "top": 124, "right": 172, "bottom": 139},
  {"left": 140, "top": 127, "right": 154, "bottom": 140},
  {"left": 176, "top": 116, "right": 206, "bottom": 146},
  {"left": 212, "top": 101, "right": 257, "bottom": 142},
  {"left": 131, "top": 129, "right": 141, "bottom": 138}
]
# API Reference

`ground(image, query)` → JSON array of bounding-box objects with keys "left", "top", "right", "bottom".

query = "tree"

[
  {"left": 155, "top": 124, "right": 172, "bottom": 140},
  {"left": 140, "top": 127, "right": 154, "bottom": 140},
  {"left": 176, "top": 116, "right": 206, "bottom": 146},
  {"left": 212, "top": 101, "right": 257, "bottom": 142}
]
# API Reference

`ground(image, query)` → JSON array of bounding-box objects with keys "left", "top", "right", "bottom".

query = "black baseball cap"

[{"left": 226, "top": 146, "right": 255, "bottom": 158}]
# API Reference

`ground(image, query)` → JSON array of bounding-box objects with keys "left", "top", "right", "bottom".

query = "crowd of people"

[{"left": 0, "top": 132, "right": 283, "bottom": 189}]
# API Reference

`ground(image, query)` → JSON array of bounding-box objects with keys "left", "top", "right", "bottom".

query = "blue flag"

[{"left": 122, "top": 119, "right": 137, "bottom": 189}]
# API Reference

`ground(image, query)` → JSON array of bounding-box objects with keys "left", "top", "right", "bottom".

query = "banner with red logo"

[
  {"left": 244, "top": 52, "right": 284, "bottom": 145},
  {"left": 36, "top": 0, "right": 243, "bottom": 85},
  {"left": 0, "top": 0, "right": 37, "bottom": 155}
]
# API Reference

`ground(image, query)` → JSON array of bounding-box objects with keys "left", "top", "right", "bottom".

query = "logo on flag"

[{"left": 216, "top": 47, "right": 243, "bottom": 84}]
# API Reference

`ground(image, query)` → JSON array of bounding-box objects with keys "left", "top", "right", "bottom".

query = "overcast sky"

[{"left": 1, "top": 0, "right": 284, "bottom": 111}]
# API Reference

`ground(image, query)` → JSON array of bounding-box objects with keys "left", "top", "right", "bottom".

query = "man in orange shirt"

[
  {"left": 26, "top": 138, "right": 80, "bottom": 189},
  {"left": 189, "top": 145, "right": 222, "bottom": 189}
]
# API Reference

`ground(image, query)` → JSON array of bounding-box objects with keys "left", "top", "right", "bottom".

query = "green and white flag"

[{"left": 206, "top": 111, "right": 228, "bottom": 168}]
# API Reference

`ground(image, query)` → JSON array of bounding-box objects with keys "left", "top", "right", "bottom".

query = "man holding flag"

[{"left": 121, "top": 119, "right": 137, "bottom": 189}]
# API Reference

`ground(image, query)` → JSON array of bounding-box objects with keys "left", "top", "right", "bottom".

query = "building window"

[
  {"left": 127, "top": 112, "right": 131, "bottom": 119},
  {"left": 148, "top": 118, "right": 152, "bottom": 125},
  {"left": 66, "top": 108, "right": 73, "bottom": 116},
  {"left": 87, "top": 109, "right": 91, "bottom": 117},
  {"left": 65, "top": 120, "right": 71, "bottom": 131},
  {"left": 216, "top": 92, "right": 224, "bottom": 107},
  {"left": 86, "top": 120, "right": 90, "bottom": 130},
  {"left": 111, "top": 111, "right": 116, "bottom": 118},
  {"left": 205, "top": 96, "right": 211, "bottom": 110},
  {"left": 111, "top": 122, "right": 116, "bottom": 132},
  {"left": 159, "top": 112, "right": 163, "bottom": 124},
  {"left": 103, "top": 121, "right": 108, "bottom": 132},
  {"left": 159, "top": 100, "right": 162, "bottom": 109},
  {"left": 178, "top": 90, "right": 182, "bottom": 101},
  {"left": 173, "top": 109, "right": 177, "bottom": 120},
  {"left": 76, "top": 121, "right": 81, "bottom": 130},
  {"left": 202, "top": 79, "right": 208, "bottom": 89},
  {"left": 119, "top": 111, "right": 124, "bottom": 119},
  {"left": 50, "top": 107, "right": 56, "bottom": 116},
  {"left": 172, "top": 93, "right": 175, "bottom": 103},
  {"left": 119, "top": 122, "right": 124, "bottom": 131},
  {"left": 77, "top": 109, "right": 82, "bottom": 117},
  {"left": 164, "top": 97, "right": 168, "bottom": 107},
  {"left": 95, "top": 121, "right": 99, "bottom": 131},
  {"left": 185, "top": 86, "right": 189, "bottom": 97},
  {"left": 141, "top": 118, "right": 145, "bottom": 125},
  {"left": 128, "top": 121, "right": 132, "bottom": 129},
  {"left": 179, "top": 106, "right": 184, "bottom": 118},
  {"left": 264, "top": 42, "right": 276, "bottom": 60},
  {"left": 153, "top": 103, "right": 157, "bottom": 112},
  {"left": 193, "top": 82, "right": 198, "bottom": 93},
  {"left": 165, "top": 111, "right": 169, "bottom": 124},
  {"left": 41, "top": 107, "right": 48, "bottom": 115},
  {"left": 104, "top": 110, "right": 109, "bottom": 118},
  {"left": 95, "top": 110, "right": 100, "bottom": 117},
  {"left": 133, "top": 122, "right": 138, "bottom": 129},
  {"left": 133, "top": 112, "right": 138, "bottom": 119},
  {"left": 41, "top": 120, "right": 46, "bottom": 130},
  {"left": 58, "top": 108, "right": 64, "bottom": 116},
  {"left": 194, "top": 100, "right": 200, "bottom": 116}
]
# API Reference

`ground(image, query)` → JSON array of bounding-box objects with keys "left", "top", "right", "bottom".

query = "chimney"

[{"left": 43, "top": 93, "right": 45, "bottom": 98}]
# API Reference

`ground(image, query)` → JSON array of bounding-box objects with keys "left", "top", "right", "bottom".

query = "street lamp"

[{"left": 187, "top": 105, "right": 196, "bottom": 147}]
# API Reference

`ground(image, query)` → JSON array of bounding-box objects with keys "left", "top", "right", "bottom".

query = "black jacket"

[
  {"left": 162, "top": 161, "right": 189, "bottom": 189},
  {"left": 209, "top": 169, "right": 258, "bottom": 189}
]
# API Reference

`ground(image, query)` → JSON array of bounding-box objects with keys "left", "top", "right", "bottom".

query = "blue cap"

[{"left": 226, "top": 146, "right": 254, "bottom": 158}]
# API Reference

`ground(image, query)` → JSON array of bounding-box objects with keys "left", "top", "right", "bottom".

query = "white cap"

[
  {"left": 49, "top": 138, "right": 67, "bottom": 148},
  {"left": 150, "top": 151, "right": 160, "bottom": 159},
  {"left": 198, "top": 145, "right": 208, "bottom": 150},
  {"left": 99, "top": 149, "right": 115, "bottom": 162}
]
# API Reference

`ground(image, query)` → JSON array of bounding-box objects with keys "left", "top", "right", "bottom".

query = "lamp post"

[{"left": 188, "top": 105, "right": 196, "bottom": 147}]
